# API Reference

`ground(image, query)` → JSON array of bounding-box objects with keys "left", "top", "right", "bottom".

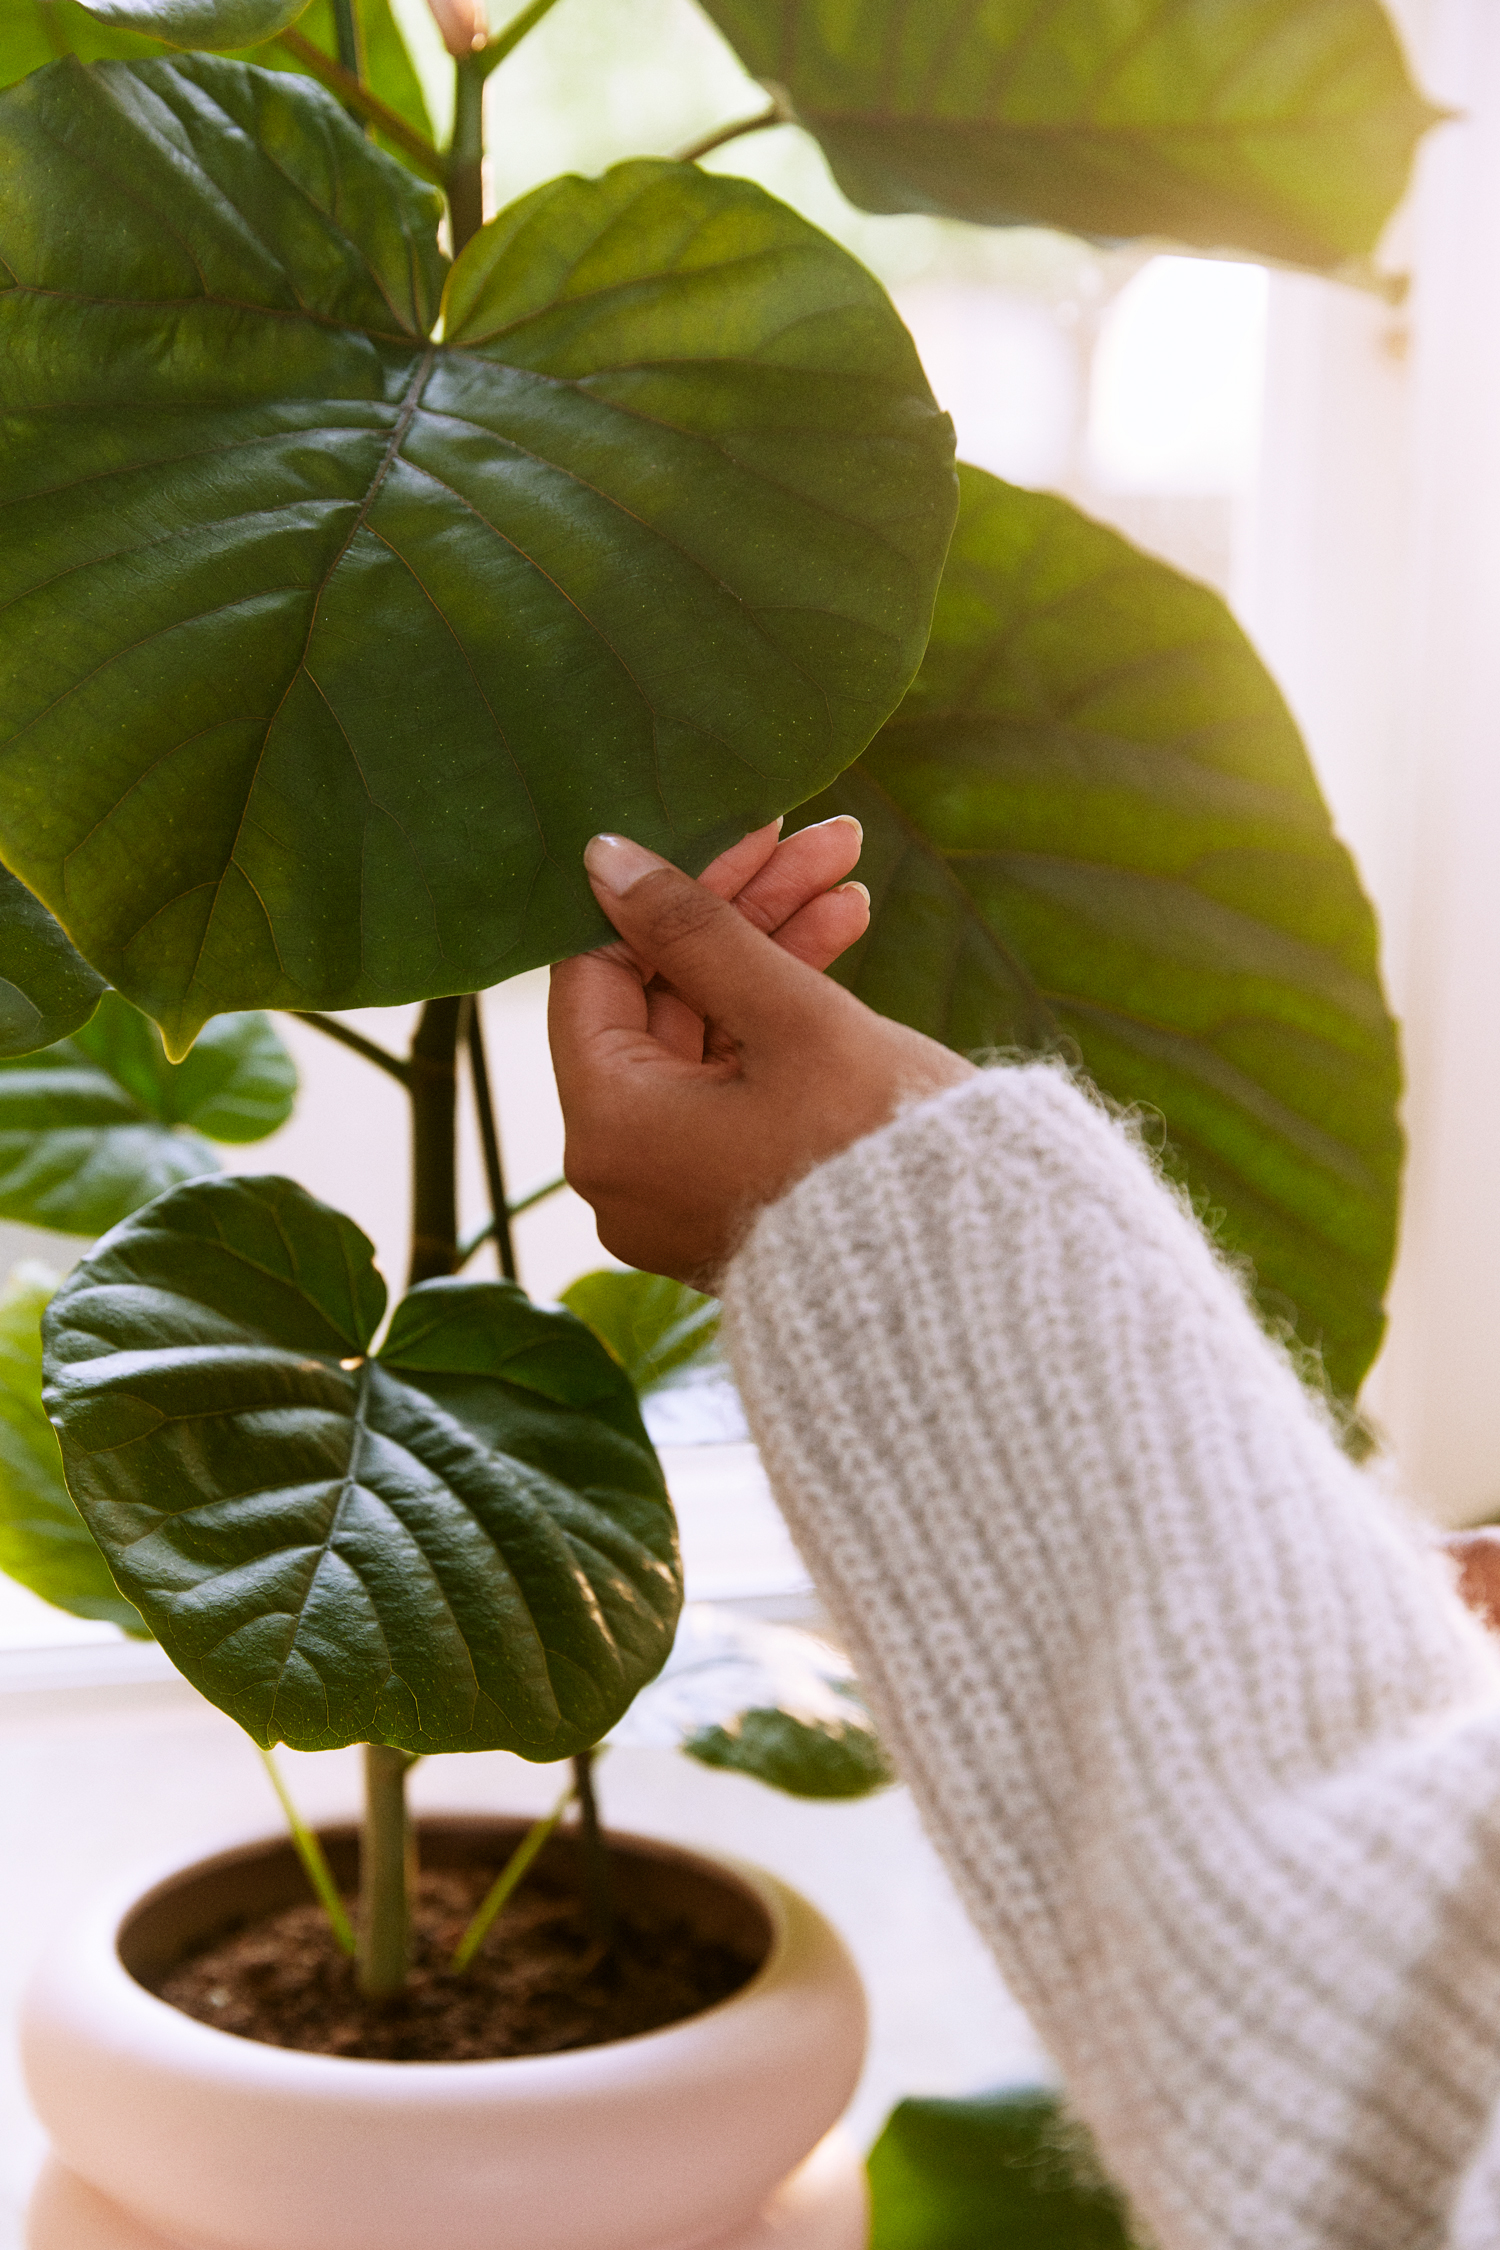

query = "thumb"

[{"left": 583, "top": 834, "right": 822, "bottom": 1031}]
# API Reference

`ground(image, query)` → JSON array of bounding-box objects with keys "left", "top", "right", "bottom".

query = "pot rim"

[{"left": 44, "top": 1812, "right": 799, "bottom": 2089}]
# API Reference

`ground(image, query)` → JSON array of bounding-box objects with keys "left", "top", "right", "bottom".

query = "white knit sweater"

[{"left": 721, "top": 1064, "right": 1500, "bottom": 2250}]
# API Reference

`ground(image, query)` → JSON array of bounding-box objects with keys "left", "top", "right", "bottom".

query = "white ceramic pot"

[{"left": 22, "top": 1815, "right": 869, "bottom": 2250}]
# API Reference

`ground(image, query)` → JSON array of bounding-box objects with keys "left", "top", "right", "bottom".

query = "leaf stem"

[
  {"left": 447, "top": 54, "right": 486, "bottom": 254},
  {"left": 456, "top": 1174, "right": 567, "bottom": 1267},
  {"left": 408, "top": 997, "right": 464, "bottom": 1285},
  {"left": 676, "top": 101, "right": 786, "bottom": 165},
  {"left": 478, "top": 0, "right": 570, "bottom": 77},
  {"left": 293, "top": 1011, "right": 412, "bottom": 1086},
  {"left": 450, "top": 1775, "right": 575, "bottom": 1974},
  {"left": 276, "top": 28, "right": 447, "bottom": 185},
  {"left": 258, "top": 1747, "right": 356, "bottom": 1956},
  {"left": 358, "top": 1744, "right": 417, "bottom": 1999},
  {"left": 329, "top": 0, "right": 364, "bottom": 80},
  {"left": 465, "top": 1001, "right": 517, "bottom": 1282},
  {"left": 572, "top": 1747, "right": 614, "bottom": 1947}
]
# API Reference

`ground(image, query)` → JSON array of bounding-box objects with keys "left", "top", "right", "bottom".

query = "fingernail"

[
  {"left": 832, "top": 815, "right": 863, "bottom": 844},
  {"left": 584, "top": 834, "right": 670, "bottom": 896},
  {"left": 839, "top": 880, "right": 871, "bottom": 906},
  {"left": 580, "top": 837, "right": 670, "bottom": 895}
]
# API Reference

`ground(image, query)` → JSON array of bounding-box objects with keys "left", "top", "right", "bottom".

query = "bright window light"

[
  {"left": 895, "top": 283, "right": 1082, "bottom": 489},
  {"left": 1088, "top": 256, "right": 1269, "bottom": 495}
]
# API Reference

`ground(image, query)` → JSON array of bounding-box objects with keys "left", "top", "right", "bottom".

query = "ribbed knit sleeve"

[{"left": 721, "top": 1063, "right": 1500, "bottom": 2250}]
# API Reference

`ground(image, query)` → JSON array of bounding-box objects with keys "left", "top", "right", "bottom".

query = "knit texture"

[{"left": 722, "top": 1063, "right": 1500, "bottom": 2250}]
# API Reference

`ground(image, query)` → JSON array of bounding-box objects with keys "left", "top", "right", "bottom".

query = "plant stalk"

[
  {"left": 479, "top": 0, "right": 570, "bottom": 76},
  {"left": 466, "top": 1001, "right": 518, "bottom": 1281},
  {"left": 359, "top": 1745, "right": 416, "bottom": 1998},
  {"left": 447, "top": 55, "right": 486, "bottom": 255},
  {"left": 259, "top": 1748, "right": 356, "bottom": 1956},
  {"left": 329, "top": 0, "right": 364, "bottom": 80},
  {"left": 572, "top": 1749, "right": 614, "bottom": 1947},
  {"left": 294, "top": 1011, "right": 412, "bottom": 1086},
  {"left": 451, "top": 1775, "right": 575, "bottom": 1974},
  {"left": 676, "top": 101, "right": 786, "bottom": 165},
  {"left": 408, "top": 996, "right": 464, "bottom": 1286},
  {"left": 276, "top": 28, "right": 446, "bottom": 183}
]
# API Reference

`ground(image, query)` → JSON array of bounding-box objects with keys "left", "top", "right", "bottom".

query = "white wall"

[{"left": 1238, "top": 0, "right": 1500, "bottom": 1522}]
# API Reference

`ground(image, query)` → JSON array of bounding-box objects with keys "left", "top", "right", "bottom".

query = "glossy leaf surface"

[
  {"left": 76, "top": 0, "right": 310, "bottom": 49},
  {"left": 0, "top": 0, "right": 433, "bottom": 147},
  {"left": 790, "top": 469, "right": 1400, "bottom": 1396},
  {"left": 561, "top": 1270, "right": 721, "bottom": 1397},
  {"left": 0, "top": 1263, "right": 147, "bottom": 1634},
  {"left": 0, "top": 59, "right": 956, "bottom": 1056},
  {"left": 617, "top": 1603, "right": 894, "bottom": 1798},
  {"left": 0, "top": 992, "right": 296, "bottom": 1235},
  {"left": 0, "top": 864, "right": 105, "bottom": 1058},
  {"left": 867, "top": 2088, "right": 1136, "bottom": 2249},
  {"left": 700, "top": 0, "right": 1438, "bottom": 270},
  {"left": 43, "top": 1178, "right": 682, "bottom": 1752}
]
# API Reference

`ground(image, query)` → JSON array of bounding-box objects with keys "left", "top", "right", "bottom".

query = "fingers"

[
  {"left": 732, "top": 817, "right": 863, "bottom": 936},
  {"left": 582, "top": 837, "right": 830, "bottom": 1037},
  {"left": 697, "top": 819, "right": 784, "bottom": 901},
  {"left": 771, "top": 881, "right": 870, "bottom": 970}
]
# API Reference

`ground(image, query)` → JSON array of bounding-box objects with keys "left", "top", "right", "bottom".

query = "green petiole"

[
  {"left": 451, "top": 1775, "right": 575, "bottom": 1975},
  {"left": 258, "top": 1746, "right": 357, "bottom": 1958}
]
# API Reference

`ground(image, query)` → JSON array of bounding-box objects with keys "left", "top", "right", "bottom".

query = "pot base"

[{"left": 27, "top": 2128, "right": 870, "bottom": 2250}]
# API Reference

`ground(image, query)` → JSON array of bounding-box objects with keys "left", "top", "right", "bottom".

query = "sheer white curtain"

[{"left": 1239, "top": 0, "right": 1500, "bottom": 1522}]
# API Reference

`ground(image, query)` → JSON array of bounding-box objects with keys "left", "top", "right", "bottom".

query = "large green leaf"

[
  {"left": 0, "top": 990, "right": 296, "bottom": 1234},
  {"left": 561, "top": 1269, "right": 721, "bottom": 1398},
  {"left": 0, "top": 863, "right": 105, "bottom": 1058},
  {"left": 42, "top": 1176, "right": 682, "bottom": 1753},
  {"left": 699, "top": 0, "right": 1439, "bottom": 271},
  {"left": 0, "top": 1263, "right": 148, "bottom": 1634},
  {"left": 0, "top": 58, "right": 956, "bottom": 1058},
  {"left": 867, "top": 2088, "right": 1137, "bottom": 2249},
  {"left": 790, "top": 469, "right": 1401, "bottom": 1397},
  {"left": 76, "top": 0, "right": 310, "bottom": 48},
  {"left": 620, "top": 1603, "right": 894, "bottom": 1798},
  {"left": 1, "top": 0, "right": 433, "bottom": 148}
]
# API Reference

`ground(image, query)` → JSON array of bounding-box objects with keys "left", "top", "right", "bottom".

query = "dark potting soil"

[{"left": 153, "top": 1861, "right": 761, "bottom": 2062}]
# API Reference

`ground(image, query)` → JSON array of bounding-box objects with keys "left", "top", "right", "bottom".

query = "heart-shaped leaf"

[
  {"left": 0, "top": 991, "right": 296, "bottom": 1235},
  {"left": 561, "top": 1270, "right": 721, "bottom": 1398},
  {"left": 0, "top": 864, "right": 106, "bottom": 1058},
  {"left": 700, "top": 0, "right": 1440, "bottom": 272},
  {"left": 790, "top": 468, "right": 1401, "bottom": 1398},
  {"left": 617, "top": 1603, "right": 893, "bottom": 1799},
  {"left": 0, "top": 58, "right": 956, "bottom": 1057},
  {"left": 867, "top": 2087, "right": 1138, "bottom": 2249},
  {"left": 0, "top": 1263, "right": 148, "bottom": 1634},
  {"left": 75, "top": 0, "right": 311, "bottom": 50},
  {"left": 1, "top": 0, "right": 433, "bottom": 153},
  {"left": 43, "top": 1176, "right": 682, "bottom": 1753}
]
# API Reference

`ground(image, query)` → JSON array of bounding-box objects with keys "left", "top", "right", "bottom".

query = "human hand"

[{"left": 549, "top": 833, "right": 976, "bottom": 1285}]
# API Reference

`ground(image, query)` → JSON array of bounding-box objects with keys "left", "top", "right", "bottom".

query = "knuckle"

[{"left": 644, "top": 878, "right": 725, "bottom": 954}]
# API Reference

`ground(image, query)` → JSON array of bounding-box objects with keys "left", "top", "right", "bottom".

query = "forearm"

[{"left": 723, "top": 1063, "right": 1500, "bottom": 2250}]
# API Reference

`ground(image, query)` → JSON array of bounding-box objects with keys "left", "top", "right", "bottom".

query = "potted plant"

[{"left": 0, "top": 0, "right": 1431, "bottom": 2241}]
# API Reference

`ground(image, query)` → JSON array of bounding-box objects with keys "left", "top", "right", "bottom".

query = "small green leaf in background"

[
  {"left": 0, "top": 1263, "right": 148, "bottom": 1635},
  {"left": 561, "top": 1269, "right": 721, "bottom": 1398},
  {"left": 0, "top": 992, "right": 296, "bottom": 1236},
  {"left": 43, "top": 1176, "right": 683, "bottom": 1754},
  {"left": 74, "top": 0, "right": 311, "bottom": 49},
  {"left": 790, "top": 466, "right": 1402, "bottom": 1398},
  {"left": 867, "top": 2087, "right": 1137, "bottom": 2250},
  {"left": 0, "top": 863, "right": 105, "bottom": 1059},
  {"left": 618, "top": 1603, "right": 894, "bottom": 1799},
  {"left": 699, "top": 0, "right": 1440, "bottom": 274},
  {"left": 0, "top": 59, "right": 956, "bottom": 1056}
]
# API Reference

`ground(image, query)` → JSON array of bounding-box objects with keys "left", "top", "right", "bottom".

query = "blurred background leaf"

[
  {"left": 0, "top": 1263, "right": 148, "bottom": 1634},
  {"left": 867, "top": 2087, "right": 1138, "bottom": 2249}
]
